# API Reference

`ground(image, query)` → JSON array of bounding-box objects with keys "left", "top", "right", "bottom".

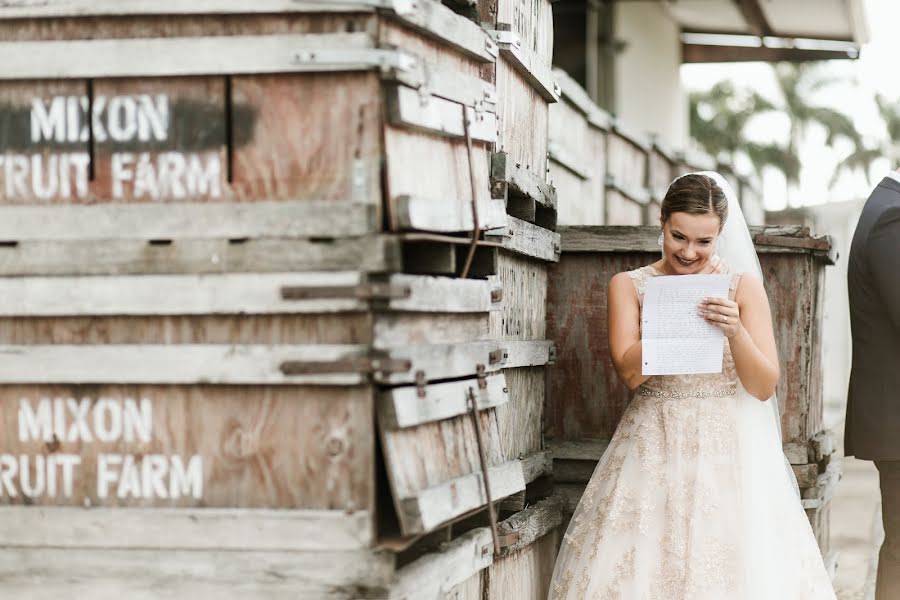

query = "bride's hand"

[{"left": 698, "top": 296, "right": 743, "bottom": 338}]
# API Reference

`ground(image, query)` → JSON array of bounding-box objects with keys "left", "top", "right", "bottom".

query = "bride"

[{"left": 547, "top": 172, "right": 835, "bottom": 599}]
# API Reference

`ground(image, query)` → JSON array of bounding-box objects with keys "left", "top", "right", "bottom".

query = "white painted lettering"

[
  {"left": 111, "top": 152, "right": 134, "bottom": 199},
  {"left": 57, "top": 454, "right": 81, "bottom": 498},
  {"left": 20, "top": 454, "right": 45, "bottom": 497},
  {"left": 116, "top": 454, "right": 141, "bottom": 498},
  {"left": 136, "top": 95, "right": 169, "bottom": 142},
  {"left": 186, "top": 153, "right": 221, "bottom": 198},
  {"left": 107, "top": 96, "right": 137, "bottom": 142},
  {"left": 30, "top": 97, "right": 65, "bottom": 143},
  {"left": 0, "top": 455, "right": 17, "bottom": 496},
  {"left": 93, "top": 398, "right": 123, "bottom": 442},
  {"left": 97, "top": 453, "right": 121, "bottom": 498},
  {"left": 142, "top": 454, "right": 169, "bottom": 498},
  {"left": 123, "top": 398, "right": 152, "bottom": 443},
  {"left": 170, "top": 455, "right": 203, "bottom": 499},
  {"left": 18, "top": 398, "right": 52, "bottom": 442},
  {"left": 67, "top": 398, "right": 93, "bottom": 443}
]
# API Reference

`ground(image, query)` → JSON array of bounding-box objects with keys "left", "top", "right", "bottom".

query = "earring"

[{"left": 657, "top": 233, "right": 664, "bottom": 246}]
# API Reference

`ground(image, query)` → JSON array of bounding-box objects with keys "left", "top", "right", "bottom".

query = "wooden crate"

[
  {"left": 546, "top": 225, "right": 835, "bottom": 446},
  {"left": 0, "top": 1, "right": 506, "bottom": 245},
  {"left": 550, "top": 68, "right": 609, "bottom": 227},
  {"left": 391, "top": 494, "right": 565, "bottom": 600}
]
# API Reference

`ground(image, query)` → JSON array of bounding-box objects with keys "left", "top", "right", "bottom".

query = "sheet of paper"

[{"left": 641, "top": 274, "right": 731, "bottom": 375}]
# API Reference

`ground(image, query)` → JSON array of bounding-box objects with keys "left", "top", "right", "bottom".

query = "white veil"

[{"left": 688, "top": 171, "right": 803, "bottom": 595}]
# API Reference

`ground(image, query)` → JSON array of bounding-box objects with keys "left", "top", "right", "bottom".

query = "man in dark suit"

[{"left": 846, "top": 169, "right": 900, "bottom": 600}]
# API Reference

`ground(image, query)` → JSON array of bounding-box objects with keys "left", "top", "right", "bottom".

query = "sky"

[{"left": 680, "top": 0, "right": 900, "bottom": 210}]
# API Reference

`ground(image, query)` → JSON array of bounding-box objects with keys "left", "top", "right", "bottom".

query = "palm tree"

[
  {"left": 876, "top": 94, "right": 900, "bottom": 164},
  {"left": 689, "top": 81, "right": 798, "bottom": 182}
]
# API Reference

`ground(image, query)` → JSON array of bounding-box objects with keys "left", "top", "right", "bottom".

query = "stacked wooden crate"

[
  {"left": 549, "top": 67, "right": 610, "bottom": 226},
  {"left": 545, "top": 225, "right": 839, "bottom": 575},
  {"left": 0, "top": 1, "right": 570, "bottom": 598},
  {"left": 646, "top": 137, "right": 680, "bottom": 225}
]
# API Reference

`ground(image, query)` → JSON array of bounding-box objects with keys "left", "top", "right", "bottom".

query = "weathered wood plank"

[
  {"left": 489, "top": 31, "right": 558, "bottom": 102},
  {"left": 0, "top": 344, "right": 374, "bottom": 385},
  {"left": 389, "top": 0, "right": 498, "bottom": 63},
  {"left": 496, "top": 367, "right": 546, "bottom": 460},
  {"left": 0, "top": 33, "right": 399, "bottom": 79},
  {"left": 386, "top": 85, "right": 497, "bottom": 143},
  {"left": 519, "top": 449, "right": 553, "bottom": 483},
  {"left": 548, "top": 140, "right": 590, "bottom": 180},
  {"left": 0, "top": 236, "right": 402, "bottom": 276},
  {"left": 0, "top": 507, "right": 372, "bottom": 551},
  {"left": 783, "top": 442, "right": 810, "bottom": 465},
  {"left": 373, "top": 313, "right": 489, "bottom": 347},
  {"left": 394, "top": 195, "right": 507, "bottom": 233},
  {"left": 488, "top": 252, "right": 549, "bottom": 341},
  {"left": 491, "top": 152, "right": 557, "bottom": 210},
  {"left": 378, "top": 372, "right": 509, "bottom": 429},
  {"left": 546, "top": 438, "right": 611, "bottom": 461},
  {"left": 0, "top": 0, "right": 384, "bottom": 17},
  {"left": 387, "top": 56, "right": 497, "bottom": 111},
  {"left": 487, "top": 525, "right": 559, "bottom": 600},
  {"left": 497, "top": 493, "right": 565, "bottom": 556},
  {"left": 386, "top": 274, "right": 499, "bottom": 312},
  {"left": 486, "top": 216, "right": 561, "bottom": 263},
  {"left": 495, "top": 58, "right": 549, "bottom": 177},
  {"left": 378, "top": 340, "right": 504, "bottom": 384},
  {"left": 553, "top": 66, "right": 611, "bottom": 129},
  {"left": 0, "top": 272, "right": 379, "bottom": 316},
  {"left": 399, "top": 460, "right": 525, "bottom": 533},
  {"left": 0, "top": 384, "right": 373, "bottom": 509},
  {"left": 494, "top": 0, "right": 554, "bottom": 67},
  {"left": 391, "top": 527, "right": 493, "bottom": 600},
  {"left": 0, "top": 202, "right": 378, "bottom": 241},
  {"left": 0, "top": 547, "right": 393, "bottom": 600},
  {"left": 501, "top": 340, "right": 555, "bottom": 368}
]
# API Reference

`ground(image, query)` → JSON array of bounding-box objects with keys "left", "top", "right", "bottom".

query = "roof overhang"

[{"left": 664, "top": 0, "right": 869, "bottom": 63}]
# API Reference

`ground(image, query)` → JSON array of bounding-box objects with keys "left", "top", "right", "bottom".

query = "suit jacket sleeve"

[{"left": 870, "top": 205, "right": 900, "bottom": 331}]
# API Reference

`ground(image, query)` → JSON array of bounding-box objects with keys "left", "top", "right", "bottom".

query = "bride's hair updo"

[{"left": 661, "top": 173, "right": 728, "bottom": 229}]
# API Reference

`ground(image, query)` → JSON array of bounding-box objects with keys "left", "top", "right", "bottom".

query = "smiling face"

[{"left": 659, "top": 211, "right": 721, "bottom": 274}]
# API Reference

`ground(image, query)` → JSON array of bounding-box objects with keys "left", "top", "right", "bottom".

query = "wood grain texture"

[
  {"left": 0, "top": 236, "right": 402, "bottom": 276},
  {"left": 0, "top": 201, "right": 377, "bottom": 241},
  {"left": 605, "top": 189, "right": 645, "bottom": 226},
  {"left": 0, "top": 384, "right": 373, "bottom": 509},
  {"left": 384, "top": 126, "right": 492, "bottom": 232},
  {"left": 0, "top": 547, "right": 393, "bottom": 600},
  {"left": 231, "top": 72, "right": 382, "bottom": 207},
  {"left": 495, "top": 367, "right": 544, "bottom": 460},
  {"left": 497, "top": 494, "right": 564, "bottom": 556},
  {"left": 373, "top": 313, "right": 489, "bottom": 348},
  {"left": 0, "top": 506, "right": 374, "bottom": 550},
  {"left": 494, "top": 0, "right": 554, "bottom": 67},
  {"left": 495, "top": 57, "right": 548, "bottom": 178},
  {"left": 606, "top": 130, "right": 647, "bottom": 194},
  {"left": 488, "top": 251, "right": 549, "bottom": 340},
  {"left": 487, "top": 525, "right": 560, "bottom": 600},
  {"left": 391, "top": 527, "right": 493, "bottom": 599}
]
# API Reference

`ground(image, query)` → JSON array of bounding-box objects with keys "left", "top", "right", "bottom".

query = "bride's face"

[{"left": 660, "top": 211, "right": 722, "bottom": 274}]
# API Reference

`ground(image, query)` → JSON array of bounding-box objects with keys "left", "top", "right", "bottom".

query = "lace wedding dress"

[{"left": 547, "top": 264, "right": 835, "bottom": 600}]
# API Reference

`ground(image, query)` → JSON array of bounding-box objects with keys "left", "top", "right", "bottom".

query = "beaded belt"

[{"left": 638, "top": 387, "right": 737, "bottom": 399}]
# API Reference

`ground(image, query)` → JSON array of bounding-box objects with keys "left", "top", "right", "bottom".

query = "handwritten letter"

[{"left": 641, "top": 274, "right": 731, "bottom": 375}]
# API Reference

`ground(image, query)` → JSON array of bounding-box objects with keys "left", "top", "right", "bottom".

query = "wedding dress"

[{"left": 547, "top": 173, "right": 835, "bottom": 600}]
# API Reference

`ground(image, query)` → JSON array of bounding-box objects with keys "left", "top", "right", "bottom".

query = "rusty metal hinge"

[
  {"left": 415, "top": 369, "right": 427, "bottom": 398},
  {"left": 488, "top": 348, "right": 508, "bottom": 365},
  {"left": 281, "top": 283, "right": 411, "bottom": 301},
  {"left": 476, "top": 363, "right": 488, "bottom": 390}
]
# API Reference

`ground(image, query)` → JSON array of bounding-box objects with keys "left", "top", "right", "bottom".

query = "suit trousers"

[{"left": 876, "top": 461, "right": 900, "bottom": 600}]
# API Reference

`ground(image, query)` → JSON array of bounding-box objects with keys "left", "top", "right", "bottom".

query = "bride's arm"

[
  {"left": 608, "top": 272, "right": 649, "bottom": 390},
  {"left": 727, "top": 275, "right": 780, "bottom": 400}
]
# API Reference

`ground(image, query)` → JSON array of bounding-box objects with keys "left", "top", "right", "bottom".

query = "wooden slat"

[
  {"left": 0, "top": 236, "right": 401, "bottom": 276},
  {"left": 605, "top": 175, "right": 651, "bottom": 205},
  {"left": 497, "top": 493, "right": 565, "bottom": 557},
  {"left": 559, "top": 225, "right": 833, "bottom": 256},
  {"left": 0, "top": 273, "right": 374, "bottom": 316},
  {"left": 391, "top": 527, "right": 493, "bottom": 600},
  {"left": 386, "top": 274, "right": 499, "bottom": 312},
  {"left": 388, "top": 54, "right": 497, "bottom": 110},
  {"left": 398, "top": 460, "right": 525, "bottom": 533},
  {"left": 0, "top": 507, "right": 372, "bottom": 551},
  {"left": 389, "top": 0, "right": 498, "bottom": 63},
  {"left": 501, "top": 340, "right": 555, "bottom": 368},
  {"left": 0, "top": 0, "right": 384, "bottom": 17},
  {"left": 519, "top": 449, "right": 553, "bottom": 483},
  {"left": 394, "top": 195, "right": 507, "bottom": 233},
  {"left": 0, "top": 547, "right": 393, "bottom": 600},
  {"left": 0, "top": 344, "right": 373, "bottom": 385},
  {"left": 546, "top": 438, "right": 611, "bottom": 461},
  {"left": 490, "top": 31, "right": 558, "bottom": 102},
  {"left": 386, "top": 85, "right": 497, "bottom": 143},
  {"left": 0, "top": 202, "right": 377, "bottom": 241},
  {"left": 553, "top": 66, "right": 611, "bottom": 129},
  {"left": 487, "top": 216, "right": 561, "bottom": 263},
  {"left": 490, "top": 152, "right": 557, "bottom": 211},
  {"left": 0, "top": 33, "right": 406, "bottom": 80},
  {"left": 378, "top": 372, "right": 509, "bottom": 429},
  {"left": 548, "top": 140, "right": 590, "bottom": 180},
  {"left": 377, "top": 340, "right": 504, "bottom": 384}
]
